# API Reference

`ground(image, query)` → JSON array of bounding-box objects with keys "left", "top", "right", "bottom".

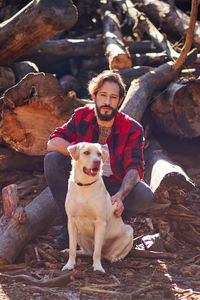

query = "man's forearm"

[
  {"left": 118, "top": 169, "right": 140, "bottom": 201},
  {"left": 47, "top": 137, "right": 71, "bottom": 156}
]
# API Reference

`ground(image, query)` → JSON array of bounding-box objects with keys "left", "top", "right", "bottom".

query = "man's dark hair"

[{"left": 88, "top": 70, "right": 126, "bottom": 100}]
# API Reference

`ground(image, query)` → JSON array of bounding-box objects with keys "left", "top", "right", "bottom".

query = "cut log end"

[
  {"left": 0, "top": 73, "right": 75, "bottom": 155},
  {"left": 110, "top": 54, "right": 133, "bottom": 70}
]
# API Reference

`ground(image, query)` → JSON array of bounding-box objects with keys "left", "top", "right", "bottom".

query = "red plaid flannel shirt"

[{"left": 50, "top": 106, "right": 145, "bottom": 184}]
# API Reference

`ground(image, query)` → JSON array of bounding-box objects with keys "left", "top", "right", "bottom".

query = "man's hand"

[{"left": 111, "top": 192, "right": 124, "bottom": 217}]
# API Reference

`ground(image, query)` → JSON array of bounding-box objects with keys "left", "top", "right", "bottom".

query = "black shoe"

[{"left": 51, "top": 227, "right": 69, "bottom": 250}]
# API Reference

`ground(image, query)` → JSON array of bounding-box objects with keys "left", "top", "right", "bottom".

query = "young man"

[{"left": 44, "top": 70, "right": 154, "bottom": 249}]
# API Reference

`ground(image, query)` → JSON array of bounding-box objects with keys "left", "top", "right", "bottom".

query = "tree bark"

[
  {"left": 118, "top": 66, "right": 154, "bottom": 86},
  {"left": 0, "top": 0, "right": 78, "bottom": 65},
  {"left": 24, "top": 37, "right": 104, "bottom": 59},
  {"left": 120, "top": 61, "right": 179, "bottom": 121},
  {"left": 119, "top": 49, "right": 197, "bottom": 121},
  {"left": 12, "top": 61, "right": 39, "bottom": 82},
  {"left": 0, "top": 146, "right": 43, "bottom": 173},
  {"left": 118, "top": 0, "right": 179, "bottom": 60},
  {"left": 0, "top": 72, "right": 76, "bottom": 155},
  {"left": 151, "top": 79, "right": 200, "bottom": 138},
  {"left": 144, "top": 138, "right": 195, "bottom": 204},
  {"left": 144, "top": 138, "right": 200, "bottom": 246},
  {"left": 132, "top": 0, "right": 200, "bottom": 50},
  {"left": 100, "top": 3, "right": 132, "bottom": 70},
  {"left": 0, "top": 185, "right": 58, "bottom": 264},
  {"left": 23, "top": 38, "right": 157, "bottom": 61},
  {"left": 144, "top": 139, "right": 200, "bottom": 246},
  {"left": 0, "top": 66, "right": 15, "bottom": 92},
  {"left": 81, "top": 53, "right": 165, "bottom": 72},
  {"left": 172, "top": 0, "right": 199, "bottom": 70}
]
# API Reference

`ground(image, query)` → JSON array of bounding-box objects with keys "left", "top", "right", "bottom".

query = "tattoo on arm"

[{"left": 119, "top": 169, "right": 140, "bottom": 201}]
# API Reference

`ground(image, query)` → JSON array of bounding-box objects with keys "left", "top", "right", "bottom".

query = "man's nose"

[{"left": 104, "top": 96, "right": 111, "bottom": 105}]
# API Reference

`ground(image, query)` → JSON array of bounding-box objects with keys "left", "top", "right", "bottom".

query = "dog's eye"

[
  {"left": 97, "top": 152, "right": 101, "bottom": 157},
  {"left": 84, "top": 151, "right": 90, "bottom": 155}
]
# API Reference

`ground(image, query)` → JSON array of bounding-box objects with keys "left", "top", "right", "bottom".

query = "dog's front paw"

[
  {"left": 111, "top": 256, "right": 123, "bottom": 263},
  {"left": 62, "top": 260, "right": 75, "bottom": 271},
  {"left": 93, "top": 263, "right": 105, "bottom": 273},
  {"left": 61, "top": 248, "right": 70, "bottom": 253}
]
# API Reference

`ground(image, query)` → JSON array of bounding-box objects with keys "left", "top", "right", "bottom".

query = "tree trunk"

[
  {"left": 119, "top": 49, "right": 197, "bottom": 121},
  {"left": 100, "top": 3, "right": 132, "bottom": 70},
  {"left": 0, "top": 146, "right": 43, "bottom": 173},
  {"left": 0, "top": 185, "right": 58, "bottom": 264},
  {"left": 144, "top": 138, "right": 200, "bottom": 246},
  {"left": 144, "top": 138, "right": 195, "bottom": 204},
  {"left": 151, "top": 79, "right": 200, "bottom": 138},
  {"left": 0, "top": 0, "right": 78, "bottom": 65},
  {"left": 132, "top": 0, "right": 200, "bottom": 50},
  {"left": 0, "top": 66, "right": 15, "bottom": 92},
  {"left": 119, "top": 0, "right": 178, "bottom": 60},
  {"left": 120, "top": 62, "right": 179, "bottom": 121},
  {"left": 12, "top": 61, "right": 39, "bottom": 82},
  {"left": 24, "top": 37, "right": 104, "bottom": 60},
  {"left": 23, "top": 38, "right": 157, "bottom": 61},
  {"left": 0, "top": 72, "right": 77, "bottom": 155}
]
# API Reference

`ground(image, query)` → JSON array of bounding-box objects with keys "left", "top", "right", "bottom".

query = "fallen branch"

[
  {"left": 127, "top": 284, "right": 160, "bottom": 298},
  {"left": 173, "top": 0, "right": 199, "bottom": 70},
  {"left": 130, "top": 249, "right": 177, "bottom": 259},
  {"left": 100, "top": 2, "right": 132, "bottom": 69},
  {"left": 0, "top": 270, "right": 75, "bottom": 287},
  {"left": 81, "top": 286, "right": 122, "bottom": 295},
  {"left": 0, "top": 185, "right": 58, "bottom": 264}
]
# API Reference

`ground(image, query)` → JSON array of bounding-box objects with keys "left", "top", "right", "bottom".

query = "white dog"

[{"left": 62, "top": 142, "right": 133, "bottom": 272}]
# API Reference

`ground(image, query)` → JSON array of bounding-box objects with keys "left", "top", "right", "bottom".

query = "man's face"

[{"left": 93, "top": 81, "right": 122, "bottom": 121}]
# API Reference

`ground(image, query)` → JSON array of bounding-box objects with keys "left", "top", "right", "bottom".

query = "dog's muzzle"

[
  {"left": 83, "top": 160, "right": 100, "bottom": 177},
  {"left": 83, "top": 166, "right": 99, "bottom": 176}
]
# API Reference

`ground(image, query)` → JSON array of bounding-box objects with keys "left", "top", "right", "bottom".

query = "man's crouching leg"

[
  {"left": 123, "top": 181, "right": 154, "bottom": 219},
  {"left": 44, "top": 151, "right": 71, "bottom": 249}
]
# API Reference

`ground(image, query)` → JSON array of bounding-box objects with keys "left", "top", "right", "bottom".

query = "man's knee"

[
  {"left": 139, "top": 182, "right": 154, "bottom": 206},
  {"left": 44, "top": 151, "right": 65, "bottom": 169},
  {"left": 44, "top": 151, "right": 72, "bottom": 183},
  {"left": 123, "top": 181, "right": 154, "bottom": 217}
]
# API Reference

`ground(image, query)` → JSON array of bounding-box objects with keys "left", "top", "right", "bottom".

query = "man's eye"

[{"left": 84, "top": 151, "right": 90, "bottom": 155}]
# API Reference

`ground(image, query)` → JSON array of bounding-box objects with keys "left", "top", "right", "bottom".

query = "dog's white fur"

[{"left": 62, "top": 142, "right": 133, "bottom": 272}]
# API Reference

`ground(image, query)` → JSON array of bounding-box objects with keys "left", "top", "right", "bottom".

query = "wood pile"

[{"left": 0, "top": 0, "right": 200, "bottom": 277}]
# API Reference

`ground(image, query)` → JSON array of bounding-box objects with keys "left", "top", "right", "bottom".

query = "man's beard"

[{"left": 95, "top": 105, "right": 118, "bottom": 121}]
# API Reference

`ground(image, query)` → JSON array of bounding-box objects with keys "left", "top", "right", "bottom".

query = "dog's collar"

[{"left": 76, "top": 180, "right": 97, "bottom": 186}]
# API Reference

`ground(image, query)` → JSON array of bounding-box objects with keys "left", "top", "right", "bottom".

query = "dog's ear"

[
  {"left": 68, "top": 144, "right": 80, "bottom": 160},
  {"left": 101, "top": 149, "right": 109, "bottom": 163}
]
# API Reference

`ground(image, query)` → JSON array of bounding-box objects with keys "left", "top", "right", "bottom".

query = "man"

[{"left": 44, "top": 70, "right": 154, "bottom": 249}]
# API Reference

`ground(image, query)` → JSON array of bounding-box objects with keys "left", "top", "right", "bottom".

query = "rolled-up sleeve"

[{"left": 50, "top": 113, "right": 76, "bottom": 142}]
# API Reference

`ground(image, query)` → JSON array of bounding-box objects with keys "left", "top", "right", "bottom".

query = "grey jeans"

[{"left": 44, "top": 152, "right": 154, "bottom": 224}]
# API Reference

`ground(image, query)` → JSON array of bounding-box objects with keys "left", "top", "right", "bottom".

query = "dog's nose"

[{"left": 93, "top": 160, "right": 101, "bottom": 167}]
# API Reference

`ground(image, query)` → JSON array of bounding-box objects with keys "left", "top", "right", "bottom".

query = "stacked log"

[
  {"left": 0, "top": 0, "right": 78, "bottom": 65},
  {"left": 144, "top": 138, "right": 200, "bottom": 246},
  {"left": 0, "top": 73, "right": 77, "bottom": 155},
  {"left": 0, "top": 185, "right": 58, "bottom": 264},
  {"left": 100, "top": 2, "right": 132, "bottom": 69},
  {"left": 151, "top": 79, "right": 200, "bottom": 138}
]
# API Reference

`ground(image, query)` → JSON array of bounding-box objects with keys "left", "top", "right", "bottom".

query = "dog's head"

[{"left": 68, "top": 142, "right": 108, "bottom": 177}]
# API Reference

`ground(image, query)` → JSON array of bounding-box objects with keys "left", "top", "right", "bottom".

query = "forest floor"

[{"left": 0, "top": 134, "right": 200, "bottom": 300}]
